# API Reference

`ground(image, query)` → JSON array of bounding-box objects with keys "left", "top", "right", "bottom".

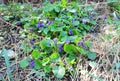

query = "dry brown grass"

[{"left": 72, "top": 24, "right": 120, "bottom": 81}]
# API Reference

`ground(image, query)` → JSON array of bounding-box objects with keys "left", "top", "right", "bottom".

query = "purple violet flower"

[
  {"left": 82, "top": 44, "right": 88, "bottom": 50},
  {"left": 69, "top": 29, "right": 73, "bottom": 35},
  {"left": 47, "top": 21, "right": 52, "bottom": 25},
  {"left": 32, "top": 46, "right": 36, "bottom": 49},
  {"left": 36, "top": 22, "right": 41, "bottom": 28},
  {"left": 103, "top": 15, "right": 107, "bottom": 20},
  {"left": 68, "top": 66, "right": 73, "bottom": 71},
  {"left": 66, "top": 40, "right": 70, "bottom": 44},
  {"left": 91, "top": 13, "right": 95, "bottom": 17},
  {"left": 58, "top": 44, "right": 63, "bottom": 52},
  {"left": 29, "top": 27, "right": 33, "bottom": 32},
  {"left": 30, "top": 39, "right": 35, "bottom": 45},
  {"left": 40, "top": 24, "right": 44, "bottom": 27},
  {"left": 82, "top": 19, "right": 87, "bottom": 24},
  {"left": 78, "top": 40, "right": 84, "bottom": 46},
  {"left": 87, "top": 10, "right": 91, "bottom": 15},
  {"left": 89, "top": 13, "right": 95, "bottom": 20},
  {"left": 63, "top": 60, "right": 67, "bottom": 65},
  {"left": 29, "top": 60, "right": 34, "bottom": 68},
  {"left": 89, "top": 16, "right": 92, "bottom": 20},
  {"left": 36, "top": 22, "right": 44, "bottom": 28},
  {"left": 17, "top": 21, "right": 22, "bottom": 26},
  {"left": 78, "top": 40, "right": 88, "bottom": 50}
]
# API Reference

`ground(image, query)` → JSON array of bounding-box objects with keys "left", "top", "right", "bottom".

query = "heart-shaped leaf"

[
  {"left": 52, "top": 66, "right": 65, "bottom": 79},
  {"left": 87, "top": 51, "right": 96, "bottom": 60},
  {"left": 50, "top": 53, "right": 60, "bottom": 62},
  {"left": 20, "top": 57, "right": 30, "bottom": 68}
]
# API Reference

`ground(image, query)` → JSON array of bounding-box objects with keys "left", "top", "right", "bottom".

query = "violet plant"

[{"left": 0, "top": 1, "right": 97, "bottom": 79}]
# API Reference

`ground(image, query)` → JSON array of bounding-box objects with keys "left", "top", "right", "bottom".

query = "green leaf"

[
  {"left": 40, "top": 39, "right": 50, "bottom": 49},
  {"left": 24, "top": 23, "right": 30, "bottom": 29},
  {"left": 44, "top": 65, "right": 51, "bottom": 73},
  {"left": 66, "top": 56, "right": 76, "bottom": 65},
  {"left": 61, "top": 36, "right": 68, "bottom": 41},
  {"left": 87, "top": 51, "right": 96, "bottom": 60},
  {"left": 42, "top": 58, "right": 50, "bottom": 66},
  {"left": 32, "top": 50, "right": 40, "bottom": 59},
  {"left": 42, "top": 3, "right": 55, "bottom": 12},
  {"left": 34, "top": 59, "right": 42, "bottom": 70},
  {"left": 64, "top": 44, "right": 77, "bottom": 54},
  {"left": 80, "top": 48, "right": 87, "bottom": 54},
  {"left": 3, "top": 16, "right": 10, "bottom": 21},
  {"left": 50, "top": 26, "right": 57, "bottom": 32},
  {"left": 74, "top": 37, "right": 82, "bottom": 44},
  {"left": 52, "top": 66, "right": 65, "bottom": 79},
  {"left": 72, "top": 29, "right": 80, "bottom": 35},
  {"left": 107, "top": 16, "right": 112, "bottom": 24},
  {"left": 73, "top": 21, "right": 79, "bottom": 26},
  {"left": 31, "top": 19, "right": 37, "bottom": 25},
  {"left": 50, "top": 53, "right": 60, "bottom": 62},
  {"left": 43, "top": 28, "right": 49, "bottom": 35},
  {"left": 60, "top": 31, "right": 67, "bottom": 37},
  {"left": 84, "top": 41, "right": 92, "bottom": 48},
  {"left": 40, "top": 40, "right": 46, "bottom": 49},
  {"left": 20, "top": 57, "right": 30, "bottom": 68},
  {"left": 54, "top": 7, "right": 60, "bottom": 12},
  {"left": 84, "top": 25, "right": 91, "bottom": 31},
  {"left": 68, "top": 36, "right": 77, "bottom": 41},
  {"left": 63, "top": 19, "right": 71, "bottom": 24},
  {"left": 82, "top": 31, "right": 87, "bottom": 35},
  {"left": 66, "top": 54, "right": 76, "bottom": 65},
  {"left": 20, "top": 18, "right": 29, "bottom": 22},
  {"left": 90, "top": 20, "right": 96, "bottom": 25},
  {"left": 77, "top": 47, "right": 87, "bottom": 54}
]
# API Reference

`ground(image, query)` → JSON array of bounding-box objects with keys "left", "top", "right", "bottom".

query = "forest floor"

[{"left": 0, "top": 1, "right": 120, "bottom": 81}]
